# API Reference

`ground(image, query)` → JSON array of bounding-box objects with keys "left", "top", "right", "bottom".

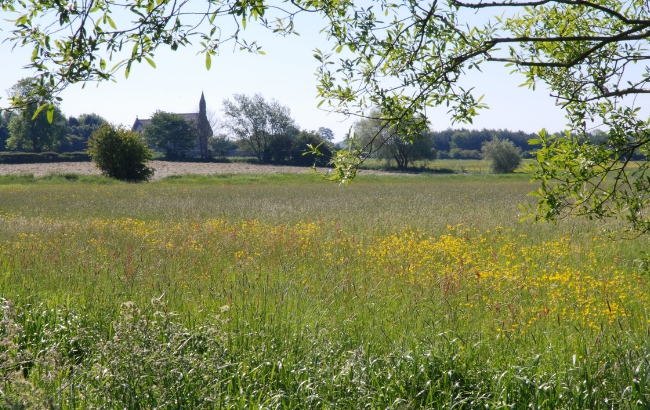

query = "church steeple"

[
  {"left": 199, "top": 92, "right": 206, "bottom": 114},
  {"left": 197, "top": 92, "right": 211, "bottom": 159}
]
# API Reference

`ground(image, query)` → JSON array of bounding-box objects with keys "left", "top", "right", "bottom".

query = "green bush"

[
  {"left": 88, "top": 124, "right": 154, "bottom": 181},
  {"left": 481, "top": 136, "right": 523, "bottom": 174}
]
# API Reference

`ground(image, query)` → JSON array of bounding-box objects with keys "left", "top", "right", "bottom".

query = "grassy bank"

[{"left": 1, "top": 174, "right": 648, "bottom": 409}]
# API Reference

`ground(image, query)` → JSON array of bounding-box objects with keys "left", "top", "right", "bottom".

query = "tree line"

[
  {"left": 0, "top": 79, "right": 108, "bottom": 154},
  {"left": 356, "top": 126, "right": 613, "bottom": 167},
  {"left": 0, "top": 80, "right": 337, "bottom": 167},
  {"left": 1, "top": 79, "right": 545, "bottom": 171},
  {"left": 0, "top": 109, "right": 109, "bottom": 154}
]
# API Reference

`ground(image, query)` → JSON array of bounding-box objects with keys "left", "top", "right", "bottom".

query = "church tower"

[{"left": 197, "top": 92, "right": 212, "bottom": 158}]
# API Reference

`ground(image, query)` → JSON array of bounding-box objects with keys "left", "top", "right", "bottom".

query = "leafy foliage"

[
  {"left": 222, "top": 94, "right": 298, "bottom": 163},
  {"left": 317, "top": 127, "right": 335, "bottom": 142},
  {"left": 481, "top": 136, "right": 523, "bottom": 174},
  {"left": 143, "top": 111, "right": 198, "bottom": 160},
  {"left": 313, "top": 0, "right": 650, "bottom": 231},
  {"left": 523, "top": 127, "right": 650, "bottom": 236},
  {"left": 88, "top": 124, "right": 154, "bottom": 182},
  {"left": 291, "top": 130, "right": 333, "bottom": 167},
  {"left": 60, "top": 113, "right": 108, "bottom": 152},
  {"left": 0, "top": 111, "right": 12, "bottom": 152},
  {"left": 5, "top": 78, "right": 67, "bottom": 152},
  {"left": 354, "top": 111, "right": 436, "bottom": 169}
]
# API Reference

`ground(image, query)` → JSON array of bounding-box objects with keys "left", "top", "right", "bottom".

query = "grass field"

[
  {"left": 1, "top": 173, "right": 649, "bottom": 409},
  {"left": 358, "top": 158, "right": 534, "bottom": 173}
]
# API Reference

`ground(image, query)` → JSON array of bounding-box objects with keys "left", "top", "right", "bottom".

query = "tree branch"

[{"left": 449, "top": 0, "right": 648, "bottom": 25}]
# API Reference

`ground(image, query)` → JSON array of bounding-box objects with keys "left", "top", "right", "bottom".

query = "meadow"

[
  {"left": 1, "top": 172, "right": 649, "bottom": 409},
  {"left": 359, "top": 158, "right": 502, "bottom": 173}
]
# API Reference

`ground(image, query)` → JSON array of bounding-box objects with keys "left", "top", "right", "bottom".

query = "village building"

[
  {"left": 132, "top": 93, "right": 212, "bottom": 158},
  {"left": 132, "top": 113, "right": 199, "bottom": 133}
]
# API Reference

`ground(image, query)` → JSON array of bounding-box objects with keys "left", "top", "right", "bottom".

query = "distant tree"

[
  {"left": 5, "top": 78, "right": 67, "bottom": 152},
  {"left": 450, "top": 130, "right": 489, "bottom": 152},
  {"left": 0, "top": 112, "right": 13, "bottom": 152},
  {"left": 429, "top": 129, "right": 454, "bottom": 152},
  {"left": 481, "top": 137, "right": 523, "bottom": 174},
  {"left": 88, "top": 124, "right": 154, "bottom": 181},
  {"left": 380, "top": 132, "right": 436, "bottom": 168},
  {"left": 428, "top": 128, "right": 540, "bottom": 156},
  {"left": 222, "top": 94, "right": 297, "bottom": 163},
  {"left": 143, "top": 111, "right": 197, "bottom": 160},
  {"left": 291, "top": 130, "right": 333, "bottom": 167},
  {"left": 449, "top": 148, "right": 481, "bottom": 160},
  {"left": 267, "top": 131, "right": 298, "bottom": 163},
  {"left": 317, "top": 127, "right": 335, "bottom": 142},
  {"left": 60, "top": 113, "right": 107, "bottom": 152},
  {"left": 355, "top": 110, "right": 436, "bottom": 169}
]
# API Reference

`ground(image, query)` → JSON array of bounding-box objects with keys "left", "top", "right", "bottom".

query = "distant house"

[{"left": 132, "top": 93, "right": 212, "bottom": 158}]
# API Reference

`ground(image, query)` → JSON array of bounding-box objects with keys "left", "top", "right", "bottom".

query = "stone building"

[{"left": 132, "top": 93, "right": 213, "bottom": 158}]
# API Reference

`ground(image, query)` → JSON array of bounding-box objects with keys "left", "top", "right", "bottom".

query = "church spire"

[
  {"left": 197, "top": 92, "right": 211, "bottom": 159},
  {"left": 199, "top": 92, "right": 206, "bottom": 113}
]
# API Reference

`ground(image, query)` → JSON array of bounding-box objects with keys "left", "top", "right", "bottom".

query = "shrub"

[
  {"left": 88, "top": 124, "right": 154, "bottom": 181},
  {"left": 481, "top": 136, "right": 523, "bottom": 174}
]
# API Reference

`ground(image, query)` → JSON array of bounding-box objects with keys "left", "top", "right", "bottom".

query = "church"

[{"left": 132, "top": 93, "right": 213, "bottom": 157}]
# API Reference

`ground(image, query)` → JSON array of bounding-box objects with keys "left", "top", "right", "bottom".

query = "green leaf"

[
  {"left": 47, "top": 104, "right": 54, "bottom": 123},
  {"left": 106, "top": 16, "right": 117, "bottom": 30},
  {"left": 144, "top": 56, "right": 156, "bottom": 68},
  {"left": 32, "top": 103, "right": 48, "bottom": 120},
  {"left": 205, "top": 53, "right": 211, "bottom": 70}
]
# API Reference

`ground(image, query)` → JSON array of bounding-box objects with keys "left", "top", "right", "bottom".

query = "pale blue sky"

[{"left": 2, "top": 9, "right": 643, "bottom": 141}]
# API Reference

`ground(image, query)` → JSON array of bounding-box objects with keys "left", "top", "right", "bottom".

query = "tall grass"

[{"left": 1, "top": 173, "right": 648, "bottom": 409}]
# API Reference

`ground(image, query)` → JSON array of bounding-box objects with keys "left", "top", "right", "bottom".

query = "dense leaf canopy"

[{"left": 143, "top": 111, "right": 198, "bottom": 159}]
